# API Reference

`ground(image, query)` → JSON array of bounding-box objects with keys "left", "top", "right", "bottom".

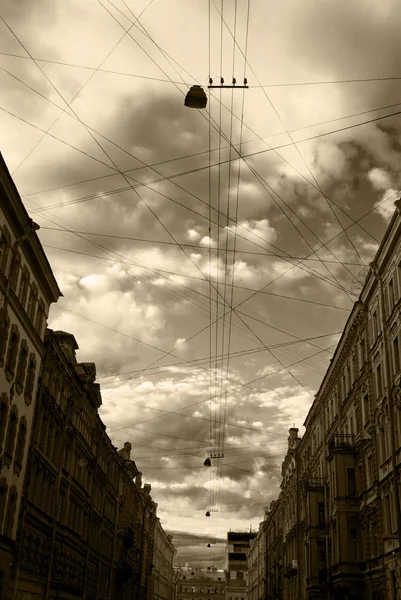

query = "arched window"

[
  {"left": 10, "top": 251, "right": 21, "bottom": 291},
  {"left": 4, "top": 485, "right": 18, "bottom": 538},
  {"left": 5, "top": 324, "right": 20, "bottom": 381},
  {"left": 0, "top": 308, "right": 10, "bottom": 367},
  {"left": 0, "top": 478, "right": 8, "bottom": 531},
  {"left": 0, "top": 394, "right": 8, "bottom": 453},
  {"left": 18, "top": 265, "right": 30, "bottom": 308},
  {"left": 0, "top": 226, "right": 11, "bottom": 274},
  {"left": 15, "top": 339, "right": 28, "bottom": 394},
  {"left": 14, "top": 416, "right": 27, "bottom": 473},
  {"left": 25, "top": 353, "right": 37, "bottom": 405},
  {"left": 4, "top": 405, "right": 18, "bottom": 466}
]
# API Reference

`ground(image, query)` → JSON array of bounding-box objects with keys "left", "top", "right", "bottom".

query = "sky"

[{"left": 1, "top": 0, "right": 401, "bottom": 568}]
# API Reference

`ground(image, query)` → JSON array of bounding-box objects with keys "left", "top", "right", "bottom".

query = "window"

[
  {"left": 318, "top": 502, "right": 325, "bottom": 528},
  {"left": 372, "top": 310, "right": 378, "bottom": 340},
  {"left": 5, "top": 324, "right": 20, "bottom": 380},
  {"left": 347, "top": 364, "right": 352, "bottom": 391},
  {"left": 4, "top": 405, "right": 18, "bottom": 462},
  {"left": 15, "top": 339, "right": 28, "bottom": 394},
  {"left": 35, "top": 299, "right": 45, "bottom": 337},
  {"left": 0, "top": 227, "right": 11, "bottom": 273},
  {"left": 24, "top": 353, "right": 37, "bottom": 404},
  {"left": 384, "top": 495, "right": 393, "bottom": 533},
  {"left": 18, "top": 266, "right": 29, "bottom": 308},
  {"left": 388, "top": 278, "right": 395, "bottom": 312},
  {"left": 366, "top": 454, "right": 374, "bottom": 487},
  {"left": 0, "top": 478, "right": 8, "bottom": 531},
  {"left": 359, "top": 337, "right": 366, "bottom": 367},
  {"left": 14, "top": 417, "right": 27, "bottom": 470},
  {"left": 363, "top": 393, "right": 370, "bottom": 425},
  {"left": 0, "top": 308, "right": 10, "bottom": 366},
  {"left": 0, "top": 397, "right": 8, "bottom": 453},
  {"left": 347, "top": 468, "right": 356, "bottom": 496},
  {"left": 394, "top": 336, "right": 400, "bottom": 374},
  {"left": 376, "top": 363, "right": 383, "bottom": 398},
  {"left": 26, "top": 284, "right": 38, "bottom": 322},
  {"left": 9, "top": 252, "right": 21, "bottom": 291},
  {"left": 3, "top": 486, "right": 17, "bottom": 538}
]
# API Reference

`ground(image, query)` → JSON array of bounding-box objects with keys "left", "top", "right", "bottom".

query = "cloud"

[{"left": 2, "top": 0, "right": 401, "bottom": 564}]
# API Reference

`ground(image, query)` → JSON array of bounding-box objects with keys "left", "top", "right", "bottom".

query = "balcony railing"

[{"left": 328, "top": 434, "right": 355, "bottom": 454}]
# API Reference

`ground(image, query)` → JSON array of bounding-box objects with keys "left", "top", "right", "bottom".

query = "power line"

[{"left": 2, "top": 51, "right": 401, "bottom": 88}]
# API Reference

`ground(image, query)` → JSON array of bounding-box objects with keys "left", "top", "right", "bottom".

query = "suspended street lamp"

[
  {"left": 184, "top": 85, "right": 207, "bottom": 109},
  {"left": 204, "top": 457, "right": 211, "bottom": 467},
  {"left": 207, "top": 543, "right": 211, "bottom": 548},
  {"left": 205, "top": 511, "right": 211, "bottom": 517}
]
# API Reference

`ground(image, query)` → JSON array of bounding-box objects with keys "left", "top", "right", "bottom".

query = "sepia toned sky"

[{"left": 1, "top": 0, "right": 401, "bottom": 567}]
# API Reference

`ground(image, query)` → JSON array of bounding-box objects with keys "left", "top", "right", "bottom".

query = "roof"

[{"left": 0, "top": 152, "right": 62, "bottom": 302}]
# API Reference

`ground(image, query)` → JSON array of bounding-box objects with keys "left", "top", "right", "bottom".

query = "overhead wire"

[
  {"left": 0, "top": 21, "right": 363, "bottom": 304},
  {"left": 210, "top": 0, "right": 382, "bottom": 253}
]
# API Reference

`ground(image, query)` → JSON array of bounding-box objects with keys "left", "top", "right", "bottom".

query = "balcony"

[
  {"left": 328, "top": 434, "right": 355, "bottom": 455},
  {"left": 304, "top": 478, "right": 325, "bottom": 493}
]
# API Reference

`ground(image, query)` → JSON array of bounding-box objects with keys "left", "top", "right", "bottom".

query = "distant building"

[
  {"left": 152, "top": 518, "right": 176, "bottom": 600},
  {"left": 0, "top": 153, "right": 61, "bottom": 598},
  {"left": 225, "top": 531, "right": 256, "bottom": 600},
  {"left": 247, "top": 518, "right": 268, "bottom": 600},
  {"left": 175, "top": 567, "right": 225, "bottom": 600}
]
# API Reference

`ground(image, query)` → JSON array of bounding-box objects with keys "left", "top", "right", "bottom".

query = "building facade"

[
  {"left": 0, "top": 153, "right": 62, "bottom": 599},
  {"left": 8, "top": 328, "right": 174, "bottom": 600},
  {"left": 226, "top": 532, "right": 256, "bottom": 600},
  {"left": 261, "top": 199, "right": 401, "bottom": 600}
]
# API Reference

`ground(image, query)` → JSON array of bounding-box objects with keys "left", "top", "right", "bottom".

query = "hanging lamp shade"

[
  {"left": 204, "top": 457, "right": 211, "bottom": 467},
  {"left": 185, "top": 85, "right": 207, "bottom": 109},
  {"left": 205, "top": 511, "right": 211, "bottom": 517}
]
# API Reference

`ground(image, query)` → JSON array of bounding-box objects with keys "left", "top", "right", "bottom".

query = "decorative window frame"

[
  {"left": 0, "top": 225, "right": 11, "bottom": 274},
  {"left": 0, "top": 392, "right": 9, "bottom": 454},
  {"left": 10, "top": 250, "right": 21, "bottom": 292},
  {"left": 15, "top": 339, "right": 28, "bottom": 394},
  {"left": 4, "top": 485, "right": 18, "bottom": 538},
  {"left": 18, "top": 265, "right": 30, "bottom": 308},
  {"left": 0, "top": 307, "right": 10, "bottom": 368},
  {"left": 24, "top": 352, "right": 37, "bottom": 406},
  {"left": 14, "top": 415, "right": 27, "bottom": 476},
  {"left": 4, "top": 404, "right": 19, "bottom": 468}
]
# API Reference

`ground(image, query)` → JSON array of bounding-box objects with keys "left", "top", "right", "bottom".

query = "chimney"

[
  {"left": 288, "top": 428, "right": 299, "bottom": 449},
  {"left": 118, "top": 441, "right": 132, "bottom": 461}
]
